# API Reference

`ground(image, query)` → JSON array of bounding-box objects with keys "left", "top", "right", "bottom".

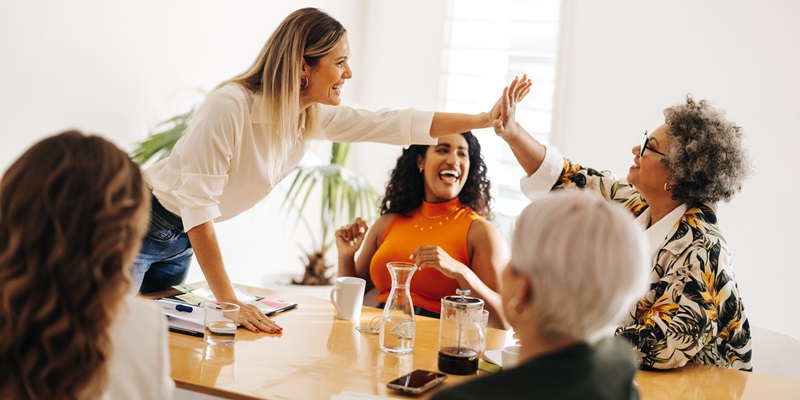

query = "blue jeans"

[{"left": 131, "top": 195, "right": 194, "bottom": 294}]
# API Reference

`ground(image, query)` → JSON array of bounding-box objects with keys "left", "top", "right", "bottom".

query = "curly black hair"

[
  {"left": 662, "top": 96, "right": 752, "bottom": 204},
  {"left": 380, "top": 131, "right": 493, "bottom": 218}
]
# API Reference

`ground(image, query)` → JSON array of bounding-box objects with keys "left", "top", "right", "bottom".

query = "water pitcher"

[{"left": 379, "top": 262, "right": 417, "bottom": 354}]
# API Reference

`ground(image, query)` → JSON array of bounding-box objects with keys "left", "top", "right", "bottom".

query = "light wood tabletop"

[{"left": 148, "top": 284, "right": 800, "bottom": 399}]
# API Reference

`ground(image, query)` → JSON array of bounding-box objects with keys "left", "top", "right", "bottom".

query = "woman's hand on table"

[{"left": 235, "top": 301, "right": 282, "bottom": 334}]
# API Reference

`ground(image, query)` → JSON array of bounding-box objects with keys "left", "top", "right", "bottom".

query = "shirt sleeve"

[
  {"left": 519, "top": 145, "right": 565, "bottom": 201},
  {"left": 314, "top": 105, "right": 437, "bottom": 146},
  {"left": 521, "top": 147, "right": 647, "bottom": 216},
  {"left": 171, "top": 89, "right": 243, "bottom": 231}
]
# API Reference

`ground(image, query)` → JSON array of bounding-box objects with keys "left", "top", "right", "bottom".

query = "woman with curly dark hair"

[
  {"left": 493, "top": 79, "right": 753, "bottom": 371},
  {"left": 0, "top": 131, "right": 174, "bottom": 399},
  {"left": 335, "top": 132, "right": 510, "bottom": 328}
]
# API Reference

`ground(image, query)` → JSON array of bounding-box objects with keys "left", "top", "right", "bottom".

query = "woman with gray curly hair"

[{"left": 493, "top": 79, "right": 753, "bottom": 371}]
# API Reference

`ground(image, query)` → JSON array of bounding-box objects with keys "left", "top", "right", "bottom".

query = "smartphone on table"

[{"left": 387, "top": 369, "right": 447, "bottom": 394}]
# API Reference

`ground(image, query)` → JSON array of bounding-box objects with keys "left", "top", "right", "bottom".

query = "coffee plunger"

[{"left": 438, "top": 289, "right": 486, "bottom": 375}]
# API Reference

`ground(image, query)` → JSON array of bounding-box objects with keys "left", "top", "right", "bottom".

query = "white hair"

[{"left": 511, "top": 191, "right": 649, "bottom": 341}]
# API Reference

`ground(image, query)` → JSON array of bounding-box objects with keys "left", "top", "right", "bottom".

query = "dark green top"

[{"left": 430, "top": 337, "right": 640, "bottom": 400}]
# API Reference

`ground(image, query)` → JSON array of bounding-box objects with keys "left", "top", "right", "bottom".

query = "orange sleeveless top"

[{"left": 370, "top": 198, "right": 480, "bottom": 314}]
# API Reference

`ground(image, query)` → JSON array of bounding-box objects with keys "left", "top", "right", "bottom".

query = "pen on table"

[
  {"left": 157, "top": 299, "right": 197, "bottom": 313},
  {"left": 168, "top": 326, "right": 204, "bottom": 338}
]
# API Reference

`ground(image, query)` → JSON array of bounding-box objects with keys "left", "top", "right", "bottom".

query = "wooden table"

[
  {"left": 150, "top": 284, "right": 800, "bottom": 399},
  {"left": 636, "top": 363, "right": 800, "bottom": 399}
]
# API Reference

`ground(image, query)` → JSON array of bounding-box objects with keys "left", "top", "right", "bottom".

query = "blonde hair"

[
  {"left": 220, "top": 7, "right": 346, "bottom": 183},
  {"left": 0, "top": 131, "right": 150, "bottom": 399},
  {"left": 511, "top": 191, "right": 649, "bottom": 341}
]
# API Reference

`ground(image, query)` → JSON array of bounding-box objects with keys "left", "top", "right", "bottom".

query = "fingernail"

[{"left": 255, "top": 329, "right": 260, "bottom": 333}]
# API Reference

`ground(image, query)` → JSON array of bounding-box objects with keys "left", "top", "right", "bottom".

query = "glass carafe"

[
  {"left": 438, "top": 289, "right": 486, "bottom": 374},
  {"left": 379, "top": 262, "right": 417, "bottom": 354}
]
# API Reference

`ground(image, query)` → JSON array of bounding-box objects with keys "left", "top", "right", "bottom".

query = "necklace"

[{"left": 412, "top": 205, "right": 464, "bottom": 231}]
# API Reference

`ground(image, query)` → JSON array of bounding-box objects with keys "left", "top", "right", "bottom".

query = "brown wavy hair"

[
  {"left": 0, "top": 131, "right": 150, "bottom": 399},
  {"left": 380, "top": 131, "right": 493, "bottom": 218}
]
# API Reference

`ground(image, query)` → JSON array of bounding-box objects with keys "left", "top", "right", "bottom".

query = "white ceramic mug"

[
  {"left": 502, "top": 344, "right": 521, "bottom": 369},
  {"left": 330, "top": 277, "right": 366, "bottom": 320}
]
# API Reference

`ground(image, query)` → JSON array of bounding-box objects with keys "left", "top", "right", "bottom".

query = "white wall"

[
  {"left": 346, "top": 1, "right": 448, "bottom": 189},
  {"left": 0, "top": 0, "right": 365, "bottom": 287},
  {"left": 553, "top": 0, "right": 800, "bottom": 337},
  {"left": 0, "top": 0, "right": 446, "bottom": 288},
  {"left": 2, "top": 0, "right": 796, "bottom": 339}
]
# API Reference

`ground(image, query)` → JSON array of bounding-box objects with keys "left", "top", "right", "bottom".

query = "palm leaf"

[
  {"left": 131, "top": 108, "right": 195, "bottom": 165},
  {"left": 281, "top": 143, "right": 380, "bottom": 256}
]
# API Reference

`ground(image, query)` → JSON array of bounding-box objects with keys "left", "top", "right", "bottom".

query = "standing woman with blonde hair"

[
  {"left": 0, "top": 131, "right": 173, "bottom": 399},
  {"left": 133, "top": 7, "right": 532, "bottom": 333}
]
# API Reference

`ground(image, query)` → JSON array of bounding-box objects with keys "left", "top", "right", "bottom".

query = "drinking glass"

[{"left": 203, "top": 302, "right": 239, "bottom": 346}]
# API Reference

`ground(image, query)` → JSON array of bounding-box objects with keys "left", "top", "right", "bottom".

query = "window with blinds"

[{"left": 440, "top": 0, "right": 561, "bottom": 226}]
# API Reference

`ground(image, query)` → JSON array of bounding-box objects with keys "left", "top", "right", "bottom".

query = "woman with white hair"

[{"left": 432, "top": 191, "right": 649, "bottom": 400}]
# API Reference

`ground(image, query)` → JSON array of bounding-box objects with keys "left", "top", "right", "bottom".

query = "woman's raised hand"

[
  {"left": 335, "top": 217, "right": 369, "bottom": 258},
  {"left": 489, "top": 74, "right": 532, "bottom": 124},
  {"left": 492, "top": 74, "right": 531, "bottom": 139}
]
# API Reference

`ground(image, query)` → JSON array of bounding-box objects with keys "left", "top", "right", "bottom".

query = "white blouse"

[
  {"left": 103, "top": 297, "right": 174, "bottom": 400},
  {"left": 144, "top": 83, "right": 436, "bottom": 231},
  {"left": 518, "top": 144, "right": 565, "bottom": 202}
]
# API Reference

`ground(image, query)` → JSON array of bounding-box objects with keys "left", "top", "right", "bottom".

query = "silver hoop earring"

[{"left": 300, "top": 76, "right": 309, "bottom": 89}]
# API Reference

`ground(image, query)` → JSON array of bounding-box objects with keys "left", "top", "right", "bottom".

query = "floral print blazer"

[{"left": 526, "top": 156, "right": 752, "bottom": 371}]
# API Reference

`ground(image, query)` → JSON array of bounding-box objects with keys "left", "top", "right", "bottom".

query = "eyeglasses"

[{"left": 639, "top": 130, "right": 666, "bottom": 157}]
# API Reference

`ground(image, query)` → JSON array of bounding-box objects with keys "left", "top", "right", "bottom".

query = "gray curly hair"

[{"left": 661, "top": 96, "right": 752, "bottom": 204}]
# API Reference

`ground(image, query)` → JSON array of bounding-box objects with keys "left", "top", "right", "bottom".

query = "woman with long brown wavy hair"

[
  {"left": 0, "top": 131, "right": 174, "bottom": 399},
  {"left": 335, "top": 132, "right": 510, "bottom": 329}
]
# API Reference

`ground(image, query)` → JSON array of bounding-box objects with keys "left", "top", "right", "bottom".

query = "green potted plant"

[
  {"left": 131, "top": 108, "right": 379, "bottom": 285},
  {"left": 282, "top": 142, "right": 378, "bottom": 285}
]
